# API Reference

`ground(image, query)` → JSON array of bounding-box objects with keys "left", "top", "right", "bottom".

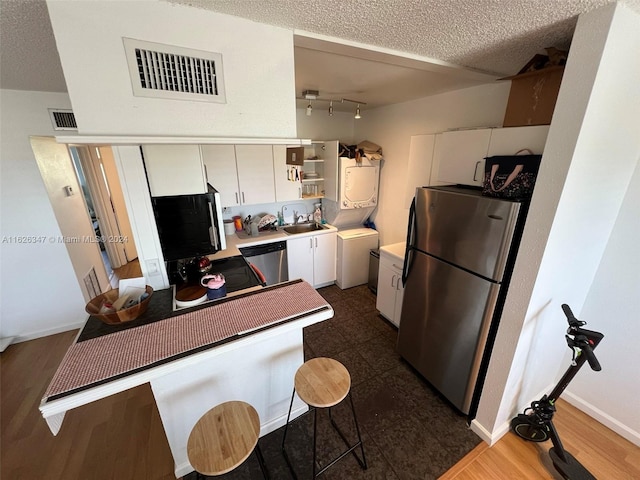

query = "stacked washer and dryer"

[{"left": 321, "top": 142, "right": 380, "bottom": 290}]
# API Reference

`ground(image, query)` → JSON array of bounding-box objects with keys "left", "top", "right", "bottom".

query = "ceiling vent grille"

[
  {"left": 123, "top": 38, "right": 226, "bottom": 103},
  {"left": 48, "top": 109, "right": 77, "bottom": 130}
]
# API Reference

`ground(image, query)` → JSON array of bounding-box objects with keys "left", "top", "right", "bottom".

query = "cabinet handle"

[
  {"left": 315, "top": 237, "right": 318, "bottom": 248},
  {"left": 396, "top": 278, "right": 401, "bottom": 291},
  {"left": 391, "top": 274, "right": 396, "bottom": 288},
  {"left": 242, "top": 192, "right": 246, "bottom": 203},
  {"left": 235, "top": 192, "right": 239, "bottom": 204},
  {"left": 310, "top": 238, "right": 313, "bottom": 249},
  {"left": 473, "top": 161, "right": 483, "bottom": 182},
  {"left": 392, "top": 263, "right": 402, "bottom": 270}
]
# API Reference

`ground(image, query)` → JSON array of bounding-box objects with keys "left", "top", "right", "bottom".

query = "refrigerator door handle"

[{"left": 402, "top": 196, "right": 417, "bottom": 286}]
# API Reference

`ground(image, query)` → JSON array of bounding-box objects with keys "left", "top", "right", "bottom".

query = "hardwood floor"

[
  {"left": 110, "top": 258, "right": 142, "bottom": 287},
  {"left": 441, "top": 401, "right": 640, "bottom": 479}
]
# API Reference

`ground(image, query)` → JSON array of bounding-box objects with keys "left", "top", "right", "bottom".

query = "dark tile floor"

[{"left": 185, "top": 284, "right": 480, "bottom": 479}]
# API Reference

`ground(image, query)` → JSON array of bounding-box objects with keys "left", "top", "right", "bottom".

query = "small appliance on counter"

[{"left": 167, "top": 255, "right": 262, "bottom": 311}]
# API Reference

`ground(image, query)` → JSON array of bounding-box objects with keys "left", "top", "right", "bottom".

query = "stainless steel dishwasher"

[{"left": 239, "top": 241, "right": 288, "bottom": 286}]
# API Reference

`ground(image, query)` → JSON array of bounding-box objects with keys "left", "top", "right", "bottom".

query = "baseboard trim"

[
  {"left": 471, "top": 383, "right": 554, "bottom": 446},
  {"left": 11, "top": 320, "right": 86, "bottom": 344},
  {"left": 564, "top": 391, "right": 640, "bottom": 447},
  {"left": 470, "top": 418, "right": 510, "bottom": 446}
]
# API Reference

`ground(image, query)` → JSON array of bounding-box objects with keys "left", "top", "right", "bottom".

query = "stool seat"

[
  {"left": 283, "top": 357, "right": 367, "bottom": 478},
  {"left": 187, "top": 400, "right": 260, "bottom": 476},
  {"left": 294, "top": 357, "right": 351, "bottom": 408}
]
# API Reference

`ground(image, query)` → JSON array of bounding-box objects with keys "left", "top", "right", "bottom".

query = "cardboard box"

[{"left": 502, "top": 65, "right": 564, "bottom": 127}]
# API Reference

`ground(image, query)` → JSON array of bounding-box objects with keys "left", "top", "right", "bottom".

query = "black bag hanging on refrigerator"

[{"left": 482, "top": 149, "right": 542, "bottom": 200}]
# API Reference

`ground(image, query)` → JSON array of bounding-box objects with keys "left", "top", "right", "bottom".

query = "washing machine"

[{"left": 336, "top": 228, "right": 379, "bottom": 290}]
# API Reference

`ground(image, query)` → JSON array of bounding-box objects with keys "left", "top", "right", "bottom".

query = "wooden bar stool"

[
  {"left": 187, "top": 400, "right": 268, "bottom": 479},
  {"left": 281, "top": 357, "right": 367, "bottom": 478}
]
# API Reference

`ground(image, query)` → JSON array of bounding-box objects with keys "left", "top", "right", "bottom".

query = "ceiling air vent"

[
  {"left": 48, "top": 109, "right": 77, "bottom": 130},
  {"left": 123, "top": 38, "right": 226, "bottom": 103}
]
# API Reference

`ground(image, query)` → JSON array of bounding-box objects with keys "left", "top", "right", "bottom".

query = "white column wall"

[{"left": 474, "top": 2, "right": 640, "bottom": 445}]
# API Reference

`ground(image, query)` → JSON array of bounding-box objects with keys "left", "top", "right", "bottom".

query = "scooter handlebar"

[
  {"left": 562, "top": 304, "right": 604, "bottom": 371},
  {"left": 581, "top": 342, "right": 602, "bottom": 371},
  {"left": 561, "top": 303, "right": 579, "bottom": 326}
]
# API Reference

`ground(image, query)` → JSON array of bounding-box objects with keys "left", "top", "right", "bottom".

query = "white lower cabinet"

[
  {"left": 287, "top": 231, "right": 337, "bottom": 288},
  {"left": 376, "top": 244, "right": 406, "bottom": 327}
]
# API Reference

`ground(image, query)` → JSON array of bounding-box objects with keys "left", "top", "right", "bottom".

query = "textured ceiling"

[
  {"left": 167, "top": 0, "right": 640, "bottom": 75},
  {"left": 2, "top": 0, "right": 640, "bottom": 109}
]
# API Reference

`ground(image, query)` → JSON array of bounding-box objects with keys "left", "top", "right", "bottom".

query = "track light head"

[
  {"left": 306, "top": 102, "right": 313, "bottom": 116},
  {"left": 328, "top": 100, "right": 333, "bottom": 116},
  {"left": 354, "top": 104, "right": 361, "bottom": 119}
]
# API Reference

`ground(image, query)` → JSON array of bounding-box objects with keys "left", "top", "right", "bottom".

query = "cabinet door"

[
  {"left": 434, "top": 129, "right": 491, "bottom": 187},
  {"left": 287, "top": 236, "right": 314, "bottom": 285},
  {"left": 235, "top": 145, "right": 276, "bottom": 205},
  {"left": 376, "top": 261, "right": 398, "bottom": 322},
  {"left": 392, "top": 273, "right": 404, "bottom": 327},
  {"left": 201, "top": 145, "right": 240, "bottom": 208},
  {"left": 273, "top": 145, "right": 302, "bottom": 202},
  {"left": 313, "top": 232, "right": 337, "bottom": 287},
  {"left": 487, "top": 125, "right": 549, "bottom": 156},
  {"left": 143, "top": 145, "right": 206, "bottom": 196}
]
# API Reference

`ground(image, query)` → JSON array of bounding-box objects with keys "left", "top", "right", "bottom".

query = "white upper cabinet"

[
  {"left": 273, "top": 145, "right": 302, "bottom": 202},
  {"left": 201, "top": 145, "right": 239, "bottom": 207},
  {"left": 235, "top": 145, "right": 276, "bottom": 205},
  {"left": 434, "top": 129, "right": 492, "bottom": 187},
  {"left": 486, "top": 125, "right": 549, "bottom": 156},
  {"left": 142, "top": 144, "right": 207, "bottom": 196},
  {"left": 433, "top": 126, "right": 550, "bottom": 187},
  {"left": 202, "top": 144, "right": 277, "bottom": 207}
]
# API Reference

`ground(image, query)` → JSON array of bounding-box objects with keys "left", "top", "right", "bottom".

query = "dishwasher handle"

[{"left": 239, "top": 240, "right": 287, "bottom": 257}]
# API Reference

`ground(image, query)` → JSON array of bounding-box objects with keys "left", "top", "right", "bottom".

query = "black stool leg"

[
  {"left": 312, "top": 407, "right": 318, "bottom": 478},
  {"left": 281, "top": 387, "right": 298, "bottom": 480},
  {"left": 318, "top": 392, "right": 367, "bottom": 474},
  {"left": 255, "top": 442, "right": 269, "bottom": 480}
]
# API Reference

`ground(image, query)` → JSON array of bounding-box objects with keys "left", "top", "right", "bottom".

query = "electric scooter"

[{"left": 510, "top": 304, "right": 604, "bottom": 480}]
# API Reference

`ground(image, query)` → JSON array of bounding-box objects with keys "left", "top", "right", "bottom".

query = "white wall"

[
  {"left": 474, "top": 2, "right": 640, "bottom": 445},
  {"left": 31, "top": 137, "right": 110, "bottom": 298},
  {"left": 568, "top": 159, "right": 640, "bottom": 444},
  {"left": 46, "top": 1, "right": 297, "bottom": 138},
  {"left": 296, "top": 108, "right": 356, "bottom": 144},
  {"left": 353, "top": 83, "right": 510, "bottom": 245},
  {"left": 0, "top": 90, "right": 87, "bottom": 342}
]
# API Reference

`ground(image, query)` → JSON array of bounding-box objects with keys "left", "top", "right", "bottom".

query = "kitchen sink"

[{"left": 282, "top": 223, "right": 327, "bottom": 234}]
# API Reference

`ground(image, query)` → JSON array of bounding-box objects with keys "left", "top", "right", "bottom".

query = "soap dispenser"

[{"left": 313, "top": 203, "right": 322, "bottom": 224}]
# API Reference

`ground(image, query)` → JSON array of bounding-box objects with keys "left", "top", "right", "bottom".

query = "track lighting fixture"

[{"left": 296, "top": 91, "right": 367, "bottom": 119}]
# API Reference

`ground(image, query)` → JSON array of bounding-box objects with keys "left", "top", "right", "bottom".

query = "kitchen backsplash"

[{"left": 222, "top": 199, "right": 318, "bottom": 224}]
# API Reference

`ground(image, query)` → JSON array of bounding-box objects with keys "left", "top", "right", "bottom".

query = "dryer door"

[{"left": 341, "top": 158, "right": 380, "bottom": 208}]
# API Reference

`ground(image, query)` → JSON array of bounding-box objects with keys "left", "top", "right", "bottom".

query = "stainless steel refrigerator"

[{"left": 398, "top": 186, "right": 525, "bottom": 415}]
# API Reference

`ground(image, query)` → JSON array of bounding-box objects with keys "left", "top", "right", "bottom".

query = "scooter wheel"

[{"left": 511, "top": 414, "right": 549, "bottom": 442}]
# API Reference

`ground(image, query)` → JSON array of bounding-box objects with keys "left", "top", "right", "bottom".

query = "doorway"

[{"left": 69, "top": 145, "right": 138, "bottom": 285}]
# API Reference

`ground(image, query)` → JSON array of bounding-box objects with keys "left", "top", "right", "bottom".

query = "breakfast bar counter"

[{"left": 39, "top": 280, "right": 333, "bottom": 478}]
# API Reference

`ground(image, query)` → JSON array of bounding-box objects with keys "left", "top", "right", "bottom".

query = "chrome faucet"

[{"left": 293, "top": 211, "right": 305, "bottom": 224}]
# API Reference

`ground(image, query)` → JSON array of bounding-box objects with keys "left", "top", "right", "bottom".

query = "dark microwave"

[{"left": 151, "top": 185, "right": 226, "bottom": 262}]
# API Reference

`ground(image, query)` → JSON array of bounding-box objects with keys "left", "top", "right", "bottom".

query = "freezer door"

[
  {"left": 397, "top": 252, "right": 500, "bottom": 414},
  {"left": 413, "top": 187, "right": 520, "bottom": 281}
]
